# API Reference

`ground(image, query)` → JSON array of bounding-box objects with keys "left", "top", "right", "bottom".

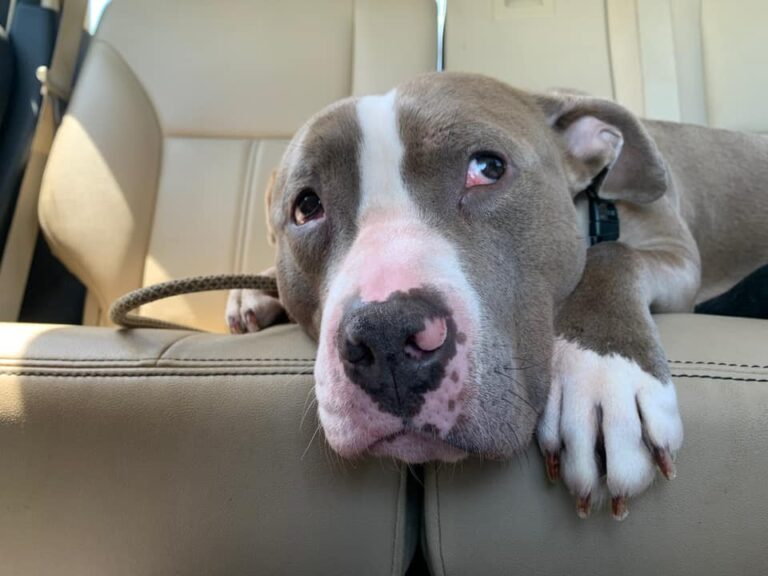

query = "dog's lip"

[
  {"left": 369, "top": 428, "right": 435, "bottom": 448},
  {"left": 366, "top": 428, "right": 469, "bottom": 463},
  {"left": 373, "top": 430, "right": 409, "bottom": 445}
]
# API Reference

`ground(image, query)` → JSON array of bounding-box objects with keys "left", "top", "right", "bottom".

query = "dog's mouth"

[{"left": 367, "top": 429, "right": 469, "bottom": 463}]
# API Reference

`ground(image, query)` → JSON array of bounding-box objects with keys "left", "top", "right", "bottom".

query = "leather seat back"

[
  {"left": 39, "top": 0, "right": 436, "bottom": 332},
  {"left": 444, "top": 0, "right": 768, "bottom": 132}
]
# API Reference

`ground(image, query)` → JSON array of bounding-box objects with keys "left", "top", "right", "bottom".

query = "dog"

[{"left": 226, "top": 72, "right": 768, "bottom": 520}]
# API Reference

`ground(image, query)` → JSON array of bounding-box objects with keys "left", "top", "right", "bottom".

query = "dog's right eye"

[
  {"left": 293, "top": 188, "right": 324, "bottom": 225},
  {"left": 465, "top": 152, "right": 506, "bottom": 188}
]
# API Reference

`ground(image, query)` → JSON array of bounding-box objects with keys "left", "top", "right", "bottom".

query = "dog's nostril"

[
  {"left": 404, "top": 317, "right": 448, "bottom": 358},
  {"left": 342, "top": 338, "right": 374, "bottom": 366},
  {"left": 415, "top": 317, "right": 448, "bottom": 351}
]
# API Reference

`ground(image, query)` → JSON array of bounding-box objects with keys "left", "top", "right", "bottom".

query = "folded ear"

[{"left": 535, "top": 91, "right": 668, "bottom": 203}]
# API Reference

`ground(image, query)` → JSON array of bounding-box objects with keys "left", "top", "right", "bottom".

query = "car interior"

[{"left": 0, "top": 0, "right": 766, "bottom": 574}]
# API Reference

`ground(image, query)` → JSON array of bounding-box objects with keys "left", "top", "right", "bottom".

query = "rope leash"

[{"left": 109, "top": 274, "right": 278, "bottom": 330}]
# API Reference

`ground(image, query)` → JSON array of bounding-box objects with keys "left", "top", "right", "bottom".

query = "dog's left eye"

[
  {"left": 465, "top": 153, "right": 506, "bottom": 187},
  {"left": 293, "top": 188, "right": 324, "bottom": 225}
]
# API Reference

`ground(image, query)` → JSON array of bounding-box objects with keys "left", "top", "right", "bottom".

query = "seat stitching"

[
  {"left": 154, "top": 332, "right": 217, "bottom": 361},
  {"left": 669, "top": 359, "right": 768, "bottom": 369},
  {"left": 0, "top": 357, "right": 159, "bottom": 362},
  {"left": 0, "top": 357, "right": 315, "bottom": 363},
  {"left": 155, "top": 332, "right": 201, "bottom": 363},
  {"left": 671, "top": 373, "right": 768, "bottom": 383},
  {"left": 0, "top": 370, "right": 313, "bottom": 378},
  {"left": 163, "top": 357, "right": 315, "bottom": 362}
]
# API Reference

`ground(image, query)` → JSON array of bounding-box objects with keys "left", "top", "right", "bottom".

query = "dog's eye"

[
  {"left": 293, "top": 188, "right": 324, "bottom": 225},
  {"left": 465, "top": 153, "right": 506, "bottom": 187}
]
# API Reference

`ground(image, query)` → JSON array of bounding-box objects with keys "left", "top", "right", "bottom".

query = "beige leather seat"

[
  {"left": 1, "top": 1, "right": 767, "bottom": 574},
  {"left": 444, "top": 0, "right": 768, "bottom": 132},
  {"left": 1, "top": 323, "right": 419, "bottom": 575}
]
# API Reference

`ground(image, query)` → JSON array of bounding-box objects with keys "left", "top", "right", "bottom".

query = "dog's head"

[{"left": 268, "top": 73, "right": 667, "bottom": 462}]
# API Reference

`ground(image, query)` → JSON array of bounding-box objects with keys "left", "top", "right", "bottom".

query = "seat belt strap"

[
  {"left": 46, "top": 0, "right": 87, "bottom": 103},
  {"left": 0, "top": 0, "right": 88, "bottom": 321}
]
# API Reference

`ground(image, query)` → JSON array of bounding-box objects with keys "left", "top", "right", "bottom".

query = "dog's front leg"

[
  {"left": 537, "top": 240, "right": 699, "bottom": 520},
  {"left": 226, "top": 267, "right": 289, "bottom": 334}
]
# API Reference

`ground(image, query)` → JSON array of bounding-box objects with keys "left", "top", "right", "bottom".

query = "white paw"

[
  {"left": 226, "top": 288, "right": 286, "bottom": 334},
  {"left": 538, "top": 337, "right": 683, "bottom": 519}
]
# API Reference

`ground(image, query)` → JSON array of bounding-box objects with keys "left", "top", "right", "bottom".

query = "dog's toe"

[
  {"left": 226, "top": 289, "right": 245, "bottom": 334},
  {"left": 538, "top": 337, "right": 683, "bottom": 518},
  {"left": 226, "top": 288, "right": 287, "bottom": 334}
]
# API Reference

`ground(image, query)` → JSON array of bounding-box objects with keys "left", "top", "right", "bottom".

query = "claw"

[
  {"left": 576, "top": 494, "right": 591, "bottom": 519},
  {"left": 228, "top": 318, "right": 244, "bottom": 334},
  {"left": 245, "top": 310, "right": 260, "bottom": 333},
  {"left": 545, "top": 451, "right": 561, "bottom": 483},
  {"left": 611, "top": 496, "right": 629, "bottom": 521},
  {"left": 653, "top": 447, "right": 676, "bottom": 480}
]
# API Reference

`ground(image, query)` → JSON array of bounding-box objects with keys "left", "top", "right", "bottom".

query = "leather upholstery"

[
  {"left": 2, "top": 315, "right": 766, "bottom": 573},
  {"left": 444, "top": 0, "right": 768, "bottom": 129},
  {"left": 424, "top": 314, "right": 768, "bottom": 576},
  {"left": 0, "top": 322, "right": 417, "bottom": 575},
  {"left": 444, "top": 0, "right": 615, "bottom": 101},
  {"left": 39, "top": 0, "right": 436, "bottom": 332},
  {"left": 700, "top": 0, "right": 768, "bottom": 132}
]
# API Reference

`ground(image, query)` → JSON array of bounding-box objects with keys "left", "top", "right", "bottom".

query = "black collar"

[{"left": 584, "top": 169, "right": 620, "bottom": 245}]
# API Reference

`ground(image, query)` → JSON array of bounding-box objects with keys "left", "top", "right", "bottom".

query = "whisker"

[
  {"left": 301, "top": 422, "right": 323, "bottom": 460},
  {"left": 300, "top": 393, "right": 318, "bottom": 431},
  {"left": 281, "top": 365, "right": 316, "bottom": 388}
]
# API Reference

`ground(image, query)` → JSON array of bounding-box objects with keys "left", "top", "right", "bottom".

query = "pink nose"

[{"left": 412, "top": 317, "right": 448, "bottom": 352}]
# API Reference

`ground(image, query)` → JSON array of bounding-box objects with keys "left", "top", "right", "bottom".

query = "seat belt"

[
  {"left": 5, "top": 0, "right": 17, "bottom": 29},
  {"left": 0, "top": 0, "right": 88, "bottom": 321}
]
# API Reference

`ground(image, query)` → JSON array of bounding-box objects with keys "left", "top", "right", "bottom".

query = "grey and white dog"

[{"left": 226, "top": 73, "right": 768, "bottom": 520}]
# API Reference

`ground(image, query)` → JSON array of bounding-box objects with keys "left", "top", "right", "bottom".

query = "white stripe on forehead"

[{"left": 356, "top": 89, "right": 416, "bottom": 219}]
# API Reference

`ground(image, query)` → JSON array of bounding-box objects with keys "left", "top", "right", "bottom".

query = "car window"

[{"left": 88, "top": 0, "right": 110, "bottom": 33}]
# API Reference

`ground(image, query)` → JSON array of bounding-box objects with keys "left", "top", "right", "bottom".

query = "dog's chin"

[{"left": 367, "top": 431, "right": 468, "bottom": 463}]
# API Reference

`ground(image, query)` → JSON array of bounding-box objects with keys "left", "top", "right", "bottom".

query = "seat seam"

[
  {"left": 3, "top": 357, "right": 756, "bottom": 365},
  {"left": 164, "top": 132, "right": 293, "bottom": 140},
  {"left": 0, "top": 357, "right": 158, "bottom": 362},
  {"left": 0, "top": 357, "right": 315, "bottom": 363},
  {"left": 0, "top": 370, "right": 313, "bottom": 378},
  {"left": 669, "top": 359, "right": 768, "bottom": 369},
  {"left": 238, "top": 140, "right": 261, "bottom": 273},
  {"left": 155, "top": 332, "right": 208, "bottom": 362},
  {"left": 5, "top": 358, "right": 758, "bottom": 366},
  {"left": 390, "top": 467, "right": 403, "bottom": 576},
  {"left": 163, "top": 357, "right": 315, "bottom": 362},
  {"left": 435, "top": 471, "right": 447, "bottom": 576},
  {"left": 671, "top": 373, "right": 768, "bottom": 383},
  {"left": 233, "top": 140, "right": 258, "bottom": 273}
]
